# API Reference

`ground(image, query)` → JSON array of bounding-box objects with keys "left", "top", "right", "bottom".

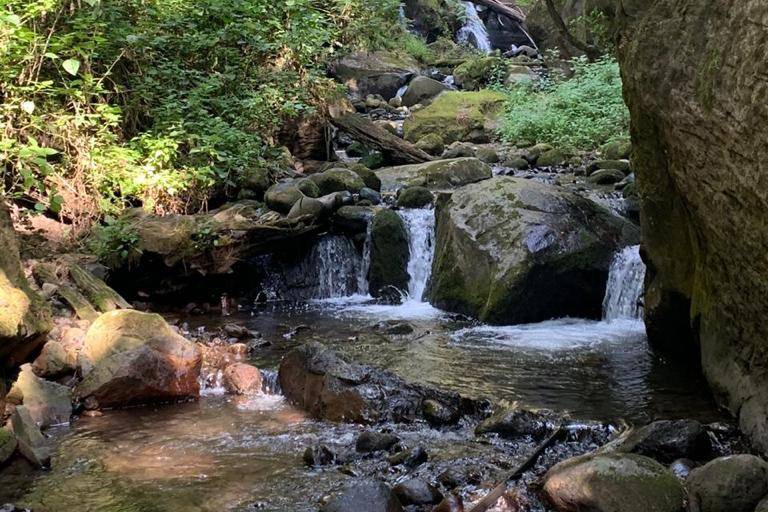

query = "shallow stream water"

[{"left": 0, "top": 211, "right": 723, "bottom": 511}]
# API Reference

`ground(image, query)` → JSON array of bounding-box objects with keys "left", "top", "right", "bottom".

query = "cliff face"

[{"left": 617, "top": 1, "right": 768, "bottom": 450}]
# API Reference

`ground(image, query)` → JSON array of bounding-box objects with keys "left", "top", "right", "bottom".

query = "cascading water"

[
  {"left": 457, "top": 2, "right": 492, "bottom": 54},
  {"left": 602, "top": 245, "right": 646, "bottom": 321},
  {"left": 399, "top": 208, "right": 436, "bottom": 302},
  {"left": 356, "top": 221, "right": 373, "bottom": 296},
  {"left": 310, "top": 235, "right": 364, "bottom": 299}
]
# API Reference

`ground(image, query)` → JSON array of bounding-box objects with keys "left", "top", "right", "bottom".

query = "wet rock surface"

[
  {"left": 686, "top": 455, "right": 768, "bottom": 512},
  {"left": 616, "top": 419, "right": 712, "bottom": 463},
  {"left": 321, "top": 479, "right": 403, "bottom": 512}
]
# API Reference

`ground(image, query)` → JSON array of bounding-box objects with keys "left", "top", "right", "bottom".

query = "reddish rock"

[{"left": 222, "top": 363, "right": 263, "bottom": 395}]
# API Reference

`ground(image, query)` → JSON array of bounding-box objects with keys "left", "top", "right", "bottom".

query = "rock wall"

[{"left": 618, "top": 1, "right": 768, "bottom": 451}]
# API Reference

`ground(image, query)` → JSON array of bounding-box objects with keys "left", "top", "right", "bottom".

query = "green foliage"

[
  {"left": 90, "top": 216, "right": 142, "bottom": 269},
  {"left": 568, "top": 9, "right": 614, "bottom": 54},
  {"left": 1, "top": 0, "right": 407, "bottom": 230},
  {"left": 498, "top": 57, "right": 629, "bottom": 150}
]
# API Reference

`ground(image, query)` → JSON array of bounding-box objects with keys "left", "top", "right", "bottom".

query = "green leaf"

[{"left": 62, "top": 59, "right": 81, "bottom": 76}]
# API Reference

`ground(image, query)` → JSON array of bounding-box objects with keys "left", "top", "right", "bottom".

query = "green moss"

[
  {"left": 404, "top": 90, "right": 507, "bottom": 144},
  {"left": 694, "top": 49, "right": 721, "bottom": 112}
]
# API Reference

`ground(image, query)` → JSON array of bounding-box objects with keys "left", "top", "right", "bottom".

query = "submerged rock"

[
  {"left": 376, "top": 158, "right": 491, "bottom": 192},
  {"left": 76, "top": 310, "right": 202, "bottom": 408},
  {"left": 428, "top": 177, "right": 639, "bottom": 324},
  {"left": 321, "top": 479, "right": 403, "bottom": 512},
  {"left": 392, "top": 477, "right": 443, "bottom": 505},
  {"left": 356, "top": 431, "right": 400, "bottom": 453},
  {"left": 686, "top": 454, "right": 768, "bottom": 512},
  {"left": 543, "top": 453, "right": 685, "bottom": 512},
  {"left": 368, "top": 210, "right": 410, "bottom": 302},
  {"left": 475, "top": 407, "right": 552, "bottom": 440},
  {"left": 278, "top": 342, "right": 476, "bottom": 424}
]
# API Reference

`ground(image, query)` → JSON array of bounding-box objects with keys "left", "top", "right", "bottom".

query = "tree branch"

[{"left": 543, "top": 0, "right": 601, "bottom": 60}]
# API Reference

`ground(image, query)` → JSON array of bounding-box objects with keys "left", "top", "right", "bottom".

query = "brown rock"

[
  {"left": 32, "top": 340, "right": 75, "bottom": 378},
  {"left": 222, "top": 363, "right": 262, "bottom": 395}
]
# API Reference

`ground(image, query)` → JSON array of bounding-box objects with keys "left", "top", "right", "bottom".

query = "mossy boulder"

[
  {"left": 403, "top": 90, "right": 507, "bottom": 145},
  {"left": 348, "top": 165, "right": 381, "bottom": 192},
  {"left": 240, "top": 167, "right": 272, "bottom": 199},
  {"left": 414, "top": 134, "right": 445, "bottom": 156},
  {"left": 543, "top": 453, "right": 685, "bottom": 512},
  {"left": 0, "top": 201, "right": 52, "bottom": 369},
  {"left": 396, "top": 186, "right": 434, "bottom": 209},
  {"left": 76, "top": 310, "right": 202, "bottom": 408},
  {"left": 376, "top": 157, "right": 491, "bottom": 192},
  {"left": 588, "top": 159, "right": 631, "bottom": 174},
  {"left": 0, "top": 428, "right": 16, "bottom": 466},
  {"left": 368, "top": 210, "right": 410, "bottom": 302},
  {"left": 686, "top": 455, "right": 768, "bottom": 512},
  {"left": 475, "top": 147, "right": 500, "bottom": 164},
  {"left": 329, "top": 50, "right": 419, "bottom": 100},
  {"left": 589, "top": 169, "right": 627, "bottom": 185},
  {"left": 308, "top": 169, "right": 366, "bottom": 196},
  {"left": 536, "top": 148, "right": 568, "bottom": 167},
  {"left": 401, "top": 76, "right": 450, "bottom": 107},
  {"left": 428, "top": 177, "right": 639, "bottom": 324},
  {"left": 265, "top": 181, "right": 309, "bottom": 214},
  {"left": 453, "top": 56, "right": 503, "bottom": 91},
  {"left": 599, "top": 139, "right": 632, "bottom": 160}
]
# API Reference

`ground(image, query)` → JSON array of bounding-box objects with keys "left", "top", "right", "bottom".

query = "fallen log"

[
  {"left": 329, "top": 112, "right": 433, "bottom": 165},
  {"left": 472, "top": 0, "right": 526, "bottom": 23}
]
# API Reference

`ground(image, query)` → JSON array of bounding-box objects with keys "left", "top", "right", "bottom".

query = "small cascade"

[
  {"left": 311, "top": 235, "right": 363, "bottom": 299},
  {"left": 602, "top": 245, "right": 646, "bottom": 321},
  {"left": 260, "top": 369, "right": 282, "bottom": 395},
  {"left": 457, "top": 2, "right": 492, "bottom": 54},
  {"left": 395, "top": 84, "right": 409, "bottom": 100},
  {"left": 357, "top": 222, "right": 373, "bottom": 295},
  {"left": 399, "top": 208, "right": 436, "bottom": 302}
]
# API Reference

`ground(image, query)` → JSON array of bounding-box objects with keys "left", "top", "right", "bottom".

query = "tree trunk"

[
  {"left": 543, "top": 0, "right": 601, "bottom": 60},
  {"left": 472, "top": 0, "right": 526, "bottom": 23}
]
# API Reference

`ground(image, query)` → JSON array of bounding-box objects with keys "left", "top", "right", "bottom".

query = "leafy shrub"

[
  {"left": 0, "top": 0, "right": 409, "bottom": 231},
  {"left": 498, "top": 56, "right": 629, "bottom": 150},
  {"left": 90, "top": 216, "right": 142, "bottom": 269}
]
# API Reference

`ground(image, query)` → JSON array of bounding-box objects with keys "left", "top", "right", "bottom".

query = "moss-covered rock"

[
  {"left": 401, "top": 76, "right": 450, "bottom": 107},
  {"left": 403, "top": 90, "right": 507, "bottom": 145},
  {"left": 0, "top": 428, "right": 16, "bottom": 466},
  {"left": 0, "top": 201, "right": 52, "bottom": 369},
  {"left": 308, "top": 169, "right": 366, "bottom": 196},
  {"left": 427, "top": 177, "right": 639, "bottom": 324},
  {"left": 588, "top": 169, "right": 626, "bottom": 185},
  {"left": 474, "top": 147, "right": 500, "bottom": 164},
  {"left": 349, "top": 165, "right": 382, "bottom": 192},
  {"left": 376, "top": 157, "right": 491, "bottom": 192},
  {"left": 536, "top": 148, "right": 568, "bottom": 167},
  {"left": 396, "top": 186, "right": 434, "bottom": 209},
  {"left": 543, "top": 453, "right": 685, "bottom": 512},
  {"left": 588, "top": 159, "right": 631, "bottom": 174},
  {"left": 414, "top": 133, "right": 445, "bottom": 156},
  {"left": 599, "top": 139, "right": 632, "bottom": 160},
  {"left": 453, "top": 56, "right": 503, "bottom": 91},
  {"left": 76, "top": 310, "right": 202, "bottom": 408},
  {"left": 265, "top": 181, "right": 308, "bottom": 214},
  {"left": 687, "top": 455, "right": 768, "bottom": 512},
  {"left": 368, "top": 210, "right": 410, "bottom": 302}
]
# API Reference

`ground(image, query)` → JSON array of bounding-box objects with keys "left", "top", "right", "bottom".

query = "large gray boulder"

[
  {"left": 428, "top": 177, "right": 639, "bottom": 324},
  {"left": 6, "top": 364, "right": 71, "bottom": 428},
  {"left": 76, "top": 310, "right": 202, "bottom": 408},
  {"left": 376, "top": 157, "right": 491, "bottom": 192},
  {"left": 329, "top": 51, "right": 419, "bottom": 100},
  {"left": 686, "top": 455, "right": 768, "bottom": 512},
  {"left": 401, "top": 76, "right": 450, "bottom": 107},
  {"left": 543, "top": 453, "right": 685, "bottom": 512}
]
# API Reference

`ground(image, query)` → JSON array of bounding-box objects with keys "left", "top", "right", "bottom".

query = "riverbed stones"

[
  {"left": 392, "top": 477, "right": 443, "bottom": 505},
  {"left": 396, "top": 186, "right": 434, "bottom": 209},
  {"left": 414, "top": 134, "right": 445, "bottom": 156},
  {"left": 686, "top": 455, "right": 768, "bottom": 512},
  {"left": 401, "top": 76, "right": 450, "bottom": 107},
  {"left": 287, "top": 196, "right": 325, "bottom": 221},
  {"left": 355, "top": 431, "right": 400, "bottom": 453},
  {"left": 428, "top": 177, "right": 640, "bottom": 324},
  {"left": 403, "top": 91, "right": 506, "bottom": 145},
  {"left": 265, "top": 180, "right": 319, "bottom": 214},
  {"left": 475, "top": 407, "right": 552, "bottom": 440},
  {"left": 321, "top": 478, "right": 403, "bottom": 512},
  {"left": 617, "top": 420, "right": 711, "bottom": 464},
  {"left": 0, "top": 201, "right": 52, "bottom": 368},
  {"left": 76, "top": 310, "right": 202, "bottom": 408},
  {"left": 222, "top": 363, "right": 262, "bottom": 395},
  {"left": 599, "top": 139, "right": 631, "bottom": 160},
  {"left": 543, "top": 453, "right": 685, "bottom": 512},
  {"left": 376, "top": 158, "right": 491, "bottom": 192},
  {"left": 536, "top": 148, "right": 567, "bottom": 168},
  {"left": 6, "top": 364, "right": 71, "bottom": 428},
  {"left": 588, "top": 169, "right": 630, "bottom": 185},
  {"left": 349, "top": 165, "right": 381, "bottom": 192},
  {"left": 278, "top": 342, "right": 473, "bottom": 424},
  {"left": 368, "top": 210, "right": 410, "bottom": 301},
  {"left": 332, "top": 206, "right": 373, "bottom": 234}
]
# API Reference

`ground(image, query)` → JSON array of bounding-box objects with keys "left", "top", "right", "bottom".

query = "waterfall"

[
  {"left": 310, "top": 235, "right": 363, "bottom": 299},
  {"left": 457, "top": 2, "right": 492, "bottom": 54},
  {"left": 357, "top": 221, "right": 373, "bottom": 295},
  {"left": 395, "top": 84, "right": 408, "bottom": 99},
  {"left": 399, "top": 208, "right": 436, "bottom": 302},
  {"left": 602, "top": 245, "right": 645, "bottom": 321}
]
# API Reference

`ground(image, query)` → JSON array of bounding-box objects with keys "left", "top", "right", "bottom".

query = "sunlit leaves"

[{"left": 62, "top": 58, "right": 80, "bottom": 75}]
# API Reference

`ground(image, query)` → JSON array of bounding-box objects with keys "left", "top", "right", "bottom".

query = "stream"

[{"left": 0, "top": 208, "right": 722, "bottom": 511}]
